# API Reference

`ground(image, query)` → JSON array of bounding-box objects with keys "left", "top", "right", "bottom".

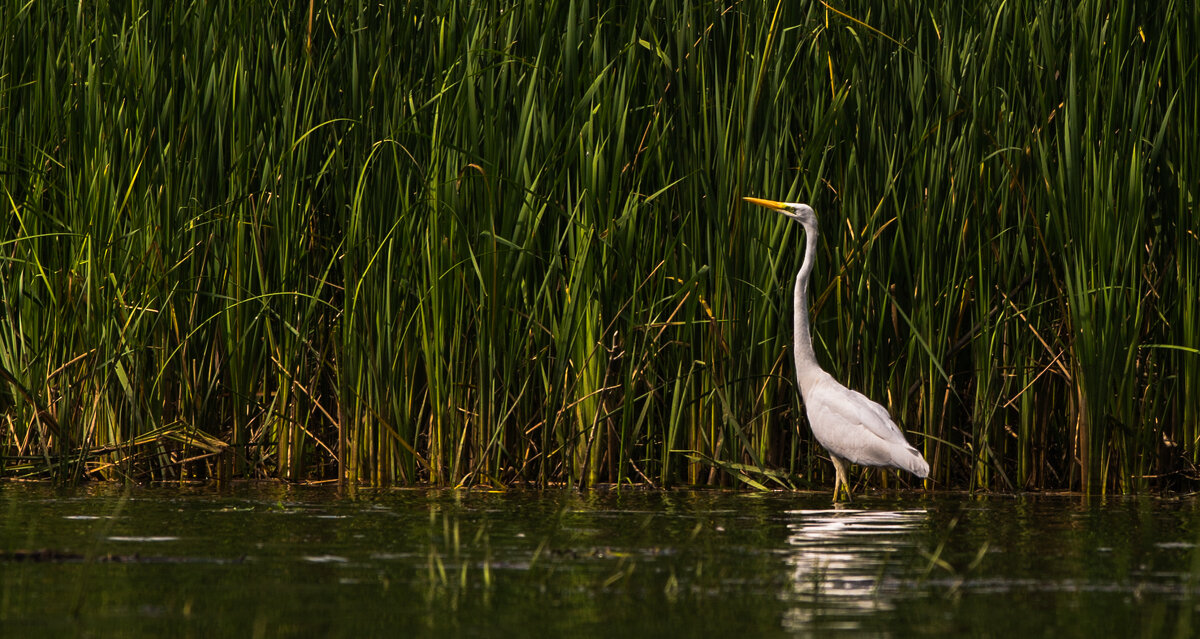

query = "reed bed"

[{"left": 1, "top": 1, "right": 1196, "bottom": 492}]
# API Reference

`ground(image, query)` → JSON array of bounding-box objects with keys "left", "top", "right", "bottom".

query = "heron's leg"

[{"left": 830, "top": 455, "right": 853, "bottom": 502}]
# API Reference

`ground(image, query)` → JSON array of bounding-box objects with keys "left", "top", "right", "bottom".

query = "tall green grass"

[{"left": 1, "top": 1, "right": 1196, "bottom": 492}]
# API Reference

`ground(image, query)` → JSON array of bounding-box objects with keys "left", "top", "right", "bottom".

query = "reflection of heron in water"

[
  {"left": 744, "top": 197, "right": 929, "bottom": 500},
  {"left": 782, "top": 508, "right": 928, "bottom": 633}
]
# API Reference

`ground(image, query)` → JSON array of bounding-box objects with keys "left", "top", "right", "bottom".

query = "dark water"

[{"left": 2, "top": 483, "right": 1198, "bottom": 638}]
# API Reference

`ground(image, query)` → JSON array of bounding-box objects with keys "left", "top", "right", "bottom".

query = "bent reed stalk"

[{"left": 1, "top": 1, "right": 1196, "bottom": 492}]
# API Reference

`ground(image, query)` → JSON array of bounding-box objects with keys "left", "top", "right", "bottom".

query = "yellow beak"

[{"left": 742, "top": 196, "right": 788, "bottom": 211}]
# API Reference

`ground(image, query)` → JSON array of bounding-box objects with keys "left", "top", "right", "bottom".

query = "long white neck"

[{"left": 793, "top": 221, "right": 820, "bottom": 386}]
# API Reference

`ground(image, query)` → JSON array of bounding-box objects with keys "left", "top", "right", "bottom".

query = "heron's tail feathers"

[{"left": 896, "top": 445, "right": 930, "bottom": 479}]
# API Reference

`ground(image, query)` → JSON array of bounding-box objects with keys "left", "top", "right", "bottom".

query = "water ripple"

[{"left": 781, "top": 507, "right": 929, "bottom": 636}]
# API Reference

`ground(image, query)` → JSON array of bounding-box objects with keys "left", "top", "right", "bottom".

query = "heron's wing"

[
  {"left": 803, "top": 375, "right": 928, "bottom": 476},
  {"left": 806, "top": 377, "right": 909, "bottom": 447}
]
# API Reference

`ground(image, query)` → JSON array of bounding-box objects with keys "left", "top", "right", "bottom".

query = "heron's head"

[{"left": 743, "top": 197, "right": 816, "bottom": 227}]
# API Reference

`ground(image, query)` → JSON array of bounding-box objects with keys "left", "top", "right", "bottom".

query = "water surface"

[{"left": 2, "top": 483, "right": 1197, "bottom": 637}]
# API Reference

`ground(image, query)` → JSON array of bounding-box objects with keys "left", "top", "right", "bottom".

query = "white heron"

[{"left": 745, "top": 196, "right": 929, "bottom": 500}]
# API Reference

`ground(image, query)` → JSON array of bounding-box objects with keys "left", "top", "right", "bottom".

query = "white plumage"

[{"left": 745, "top": 197, "right": 929, "bottom": 500}]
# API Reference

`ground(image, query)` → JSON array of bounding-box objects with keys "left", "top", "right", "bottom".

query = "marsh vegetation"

[{"left": 1, "top": 2, "right": 1197, "bottom": 491}]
